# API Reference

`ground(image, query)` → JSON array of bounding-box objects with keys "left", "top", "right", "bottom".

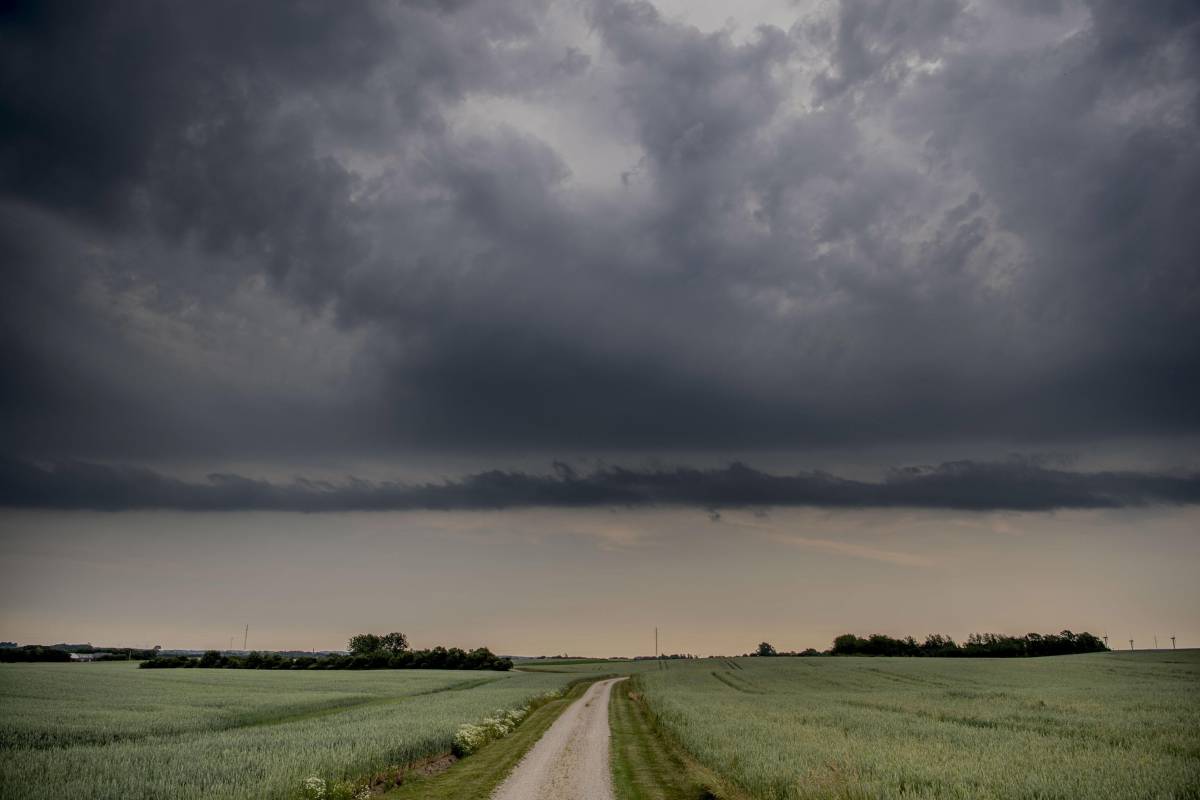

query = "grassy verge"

[
  {"left": 610, "top": 677, "right": 750, "bottom": 800},
  {"left": 383, "top": 678, "right": 598, "bottom": 800}
]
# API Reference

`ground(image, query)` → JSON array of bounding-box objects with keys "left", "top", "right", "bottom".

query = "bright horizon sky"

[{"left": 3, "top": 506, "right": 1196, "bottom": 656}]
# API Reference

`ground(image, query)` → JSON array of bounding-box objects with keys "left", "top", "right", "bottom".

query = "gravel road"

[{"left": 490, "top": 677, "right": 626, "bottom": 800}]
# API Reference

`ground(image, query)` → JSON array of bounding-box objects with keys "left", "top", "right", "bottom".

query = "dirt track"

[{"left": 490, "top": 677, "right": 626, "bottom": 800}]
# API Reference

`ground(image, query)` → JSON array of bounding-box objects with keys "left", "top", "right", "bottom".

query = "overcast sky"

[{"left": 1, "top": 0, "right": 1197, "bottom": 654}]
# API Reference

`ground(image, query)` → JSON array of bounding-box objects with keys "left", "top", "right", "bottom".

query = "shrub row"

[
  {"left": 140, "top": 646, "right": 512, "bottom": 671},
  {"left": 828, "top": 630, "right": 1108, "bottom": 657}
]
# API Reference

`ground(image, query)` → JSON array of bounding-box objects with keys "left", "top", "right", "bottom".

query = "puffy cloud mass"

[{"left": 1, "top": 0, "right": 1198, "bottom": 463}]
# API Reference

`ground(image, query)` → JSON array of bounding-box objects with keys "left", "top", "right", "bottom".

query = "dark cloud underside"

[
  {"left": 1, "top": 0, "right": 1198, "bottom": 462},
  {"left": 2, "top": 457, "right": 1196, "bottom": 512}
]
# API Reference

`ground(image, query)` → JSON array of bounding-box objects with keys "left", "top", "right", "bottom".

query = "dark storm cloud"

[
  {"left": 2, "top": 456, "right": 1196, "bottom": 512},
  {"left": 809, "top": 0, "right": 964, "bottom": 101},
  {"left": 1, "top": 0, "right": 1198, "bottom": 462}
]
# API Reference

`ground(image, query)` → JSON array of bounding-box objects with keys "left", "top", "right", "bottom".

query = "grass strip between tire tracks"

[{"left": 610, "top": 676, "right": 751, "bottom": 800}]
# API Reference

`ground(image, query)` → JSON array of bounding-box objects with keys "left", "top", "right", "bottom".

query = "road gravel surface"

[{"left": 490, "top": 677, "right": 626, "bottom": 800}]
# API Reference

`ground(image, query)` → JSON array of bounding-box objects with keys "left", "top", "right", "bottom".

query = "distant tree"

[
  {"left": 345, "top": 632, "right": 409, "bottom": 655},
  {"left": 380, "top": 632, "right": 409, "bottom": 654},
  {"left": 920, "top": 634, "right": 957, "bottom": 655},
  {"left": 756, "top": 642, "right": 777, "bottom": 657},
  {"left": 348, "top": 633, "right": 382, "bottom": 655},
  {"left": 832, "top": 634, "right": 864, "bottom": 655}
]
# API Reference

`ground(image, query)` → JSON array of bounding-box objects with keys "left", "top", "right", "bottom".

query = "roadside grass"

[
  {"left": 610, "top": 677, "right": 749, "bottom": 800},
  {"left": 384, "top": 678, "right": 599, "bottom": 800}
]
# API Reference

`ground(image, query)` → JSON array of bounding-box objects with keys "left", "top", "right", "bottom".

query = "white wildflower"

[
  {"left": 453, "top": 703, "right": 530, "bottom": 757},
  {"left": 453, "top": 722, "right": 488, "bottom": 755},
  {"left": 301, "top": 776, "right": 327, "bottom": 800}
]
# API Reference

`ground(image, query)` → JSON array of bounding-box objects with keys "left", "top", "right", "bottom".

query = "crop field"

[
  {"left": 516, "top": 658, "right": 668, "bottom": 675},
  {"left": 633, "top": 651, "right": 1200, "bottom": 799},
  {"left": 0, "top": 662, "right": 577, "bottom": 800}
]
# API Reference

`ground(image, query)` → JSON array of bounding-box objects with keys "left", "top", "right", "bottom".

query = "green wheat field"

[
  {"left": 629, "top": 651, "right": 1200, "bottom": 799},
  {"left": 2, "top": 652, "right": 1197, "bottom": 800},
  {"left": 0, "top": 664, "right": 575, "bottom": 800}
]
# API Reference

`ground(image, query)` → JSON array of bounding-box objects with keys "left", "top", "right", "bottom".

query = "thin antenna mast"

[{"left": 243, "top": 624, "right": 249, "bottom": 651}]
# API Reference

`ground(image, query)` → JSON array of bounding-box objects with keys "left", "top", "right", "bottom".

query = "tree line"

[
  {"left": 140, "top": 631, "right": 513, "bottom": 671},
  {"left": 0, "top": 644, "right": 162, "bottom": 662},
  {"left": 0, "top": 645, "right": 74, "bottom": 662},
  {"left": 752, "top": 630, "right": 1108, "bottom": 658}
]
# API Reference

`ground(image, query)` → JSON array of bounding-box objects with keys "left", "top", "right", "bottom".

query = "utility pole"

[
  {"left": 1171, "top": 635, "right": 1176, "bottom": 649},
  {"left": 1103, "top": 633, "right": 1108, "bottom": 648},
  {"left": 1154, "top": 634, "right": 1158, "bottom": 650},
  {"left": 228, "top": 636, "right": 233, "bottom": 652},
  {"left": 243, "top": 624, "right": 249, "bottom": 651},
  {"left": 655, "top": 627, "right": 658, "bottom": 659},
  {"left": 1129, "top": 639, "right": 1134, "bottom": 651}
]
